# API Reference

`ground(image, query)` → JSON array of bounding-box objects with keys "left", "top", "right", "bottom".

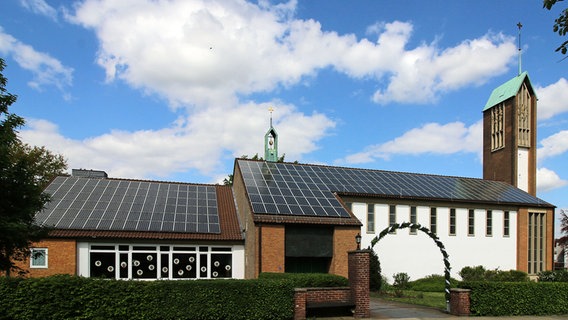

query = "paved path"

[{"left": 324, "top": 297, "right": 568, "bottom": 320}]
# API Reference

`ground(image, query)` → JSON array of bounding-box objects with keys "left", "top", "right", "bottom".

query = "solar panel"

[
  {"left": 237, "top": 159, "right": 551, "bottom": 218},
  {"left": 37, "top": 176, "right": 222, "bottom": 234}
]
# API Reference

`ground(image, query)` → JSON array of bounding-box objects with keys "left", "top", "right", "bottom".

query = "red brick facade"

[{"left": 15, "top": 239, "right": 77, "bottom": 277}]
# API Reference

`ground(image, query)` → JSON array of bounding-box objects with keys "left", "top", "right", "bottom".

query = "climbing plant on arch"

[{"left": 369, "top": 222, "right": 451, "bottom": 308}]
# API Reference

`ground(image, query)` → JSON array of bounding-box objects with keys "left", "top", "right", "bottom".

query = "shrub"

[
  {"left": 392, "top": 272, "right": 410, "bottom": 289},
  {"left": 258, "top": 272, "right": 348, "bottom": 287},
  {"left": 369, "top": 250, "right": 382, "bottom": 292},
  {"left": 458, "top": 265, "right": 486, "bottom": 281},
  {"left": 409, "top": 274, "right": 458, "bottom": 292},
  {"left": 538, "top": 269, "right": 568, "bottom": 282},
  {"left": 0, "top": 275, "right": 297, "bottom": 320},
  {"left": 459, "top": 281, "right": 568, "bottom": 316}
]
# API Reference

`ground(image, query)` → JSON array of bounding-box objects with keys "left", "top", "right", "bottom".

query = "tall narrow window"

[
  {"left": 518, "top": 82, "right": 531, "bottom": 147},
  {"left": 503, "top": 211, "right": 510, "bottom": 237},
  {"left": 486, "top": 210, "right": 493, "bottom": 236},
  {"left": 528, "top": 212, "right": 546, "bottom": 274},
  {"left": 491, "top": 103, "right": 505, "bottom": 151},
  {"left": 430, "top": 207, "right": 437, "bottom": 234},
  {"left": 410, "top": 206, "right": 417, "bottom": 235},
  {"left": 449, "top": 208, "right": 456, "bottom": 236},
  {"left": 30, "top": 248, "right": 48, "bottom": 268},
  {"left": 468, "top": 209, "right": 475, "bottom": 236},
  {"left": 389, "top": 205, "right": 397, "bottom": 233},
  {"left": 367, "top": 204, "right": 375, "bottom": 233}
]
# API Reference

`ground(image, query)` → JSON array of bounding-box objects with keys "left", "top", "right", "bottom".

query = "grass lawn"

[{"left": 371, "top": 290, "right": 447, "bottom": 310}]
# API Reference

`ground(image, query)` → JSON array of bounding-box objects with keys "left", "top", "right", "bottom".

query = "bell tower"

[
  {"left": 264, "top": 107, "right": 278, "bottom": 162},
  {"left": 482, "top": 23, "right": 537, "bottom": 195}
]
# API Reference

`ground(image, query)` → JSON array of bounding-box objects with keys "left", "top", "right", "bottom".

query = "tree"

[
  {"left": 544, "top": 0, "right": 568, "bottom": 55},
  {"left": 558, "top": 209, "right": 568, "bottom": 245},
  {"left": 0, "top": 58, "right": 67, "bottom": 277}
]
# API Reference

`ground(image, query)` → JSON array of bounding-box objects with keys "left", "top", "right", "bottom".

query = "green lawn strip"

[{"left": 371, "top": 290, "right": 446, "bottom": 310}]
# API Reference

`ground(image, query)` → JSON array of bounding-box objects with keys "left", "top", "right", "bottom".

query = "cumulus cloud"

[
  {"left": 19, "top": 0, "right": 58, "bottom": 21},
  {"left": 0, "top": 27, "right": 72, "bottom": 92},
  {"left": 19, "top": 102, "right": 335, "bottom": 180},
  {"left": 340, "top": 120, "right": 482, "bottom": 164},
  {"left": 537, "top": 167, "right": 568, "bottom": 193},
  {"left": 536, "top": 78, "right": 568, "bottom": 120},
  {"left": 538, "top": 130, "right": 568, "bottom": 161},
  {"left": 65, "top": 0, "right": 517, "bottom": 108}
]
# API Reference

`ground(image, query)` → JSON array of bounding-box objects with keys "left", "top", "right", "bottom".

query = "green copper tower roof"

[{"left": 483, "top": 72, "right": 536, "bottom": 111}]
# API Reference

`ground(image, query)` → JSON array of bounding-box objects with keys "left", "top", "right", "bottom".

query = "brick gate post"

[{"left": 348, "top": 249, "right": 371, "bottom": 318}]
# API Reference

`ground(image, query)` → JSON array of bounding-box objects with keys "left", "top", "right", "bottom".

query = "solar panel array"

[
  {"left": 238, "top": 159, "right": 550, "bottom": 217},
  {"left": 35, "top": 177, "right": 220, "bottom": 234}
]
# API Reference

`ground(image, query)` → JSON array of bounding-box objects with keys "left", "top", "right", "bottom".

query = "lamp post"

[{"left": 355, "top": 233, "right": 362, "bottom": 250}]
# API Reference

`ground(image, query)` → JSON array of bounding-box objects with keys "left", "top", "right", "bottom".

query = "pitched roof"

[
  {"left": 483, "top": 72, "right": 536, "bottom": 111},
  {"left": 36, "top": 175, "right": 242, "bottom": 241},
  {"left": 236, "top": 159, "right": 553, "bottom": 219}
]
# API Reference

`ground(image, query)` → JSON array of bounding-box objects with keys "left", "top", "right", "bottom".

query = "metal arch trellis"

[{"left": 369, "top": 222, "right": 451, "bottom": 310}]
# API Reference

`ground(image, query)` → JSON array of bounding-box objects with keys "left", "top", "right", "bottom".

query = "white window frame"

[{"left": 30, "top": 248, "right": 48, "bottom": 268}]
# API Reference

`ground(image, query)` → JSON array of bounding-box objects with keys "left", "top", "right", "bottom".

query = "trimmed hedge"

[
  {"left": 459, "top": 281, "right": 568, "bottom": 316},
  {"left": 0, "top": 275, "right": 297, "bottom": 320},
  {"left": 259, "top": 272, "right": 348, "bottom": 287},
  {"left": 408, "top": 274, "right": 458, "bottom": 292}
]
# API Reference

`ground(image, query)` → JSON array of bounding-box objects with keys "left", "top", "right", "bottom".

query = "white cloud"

[
  {"left": 65, "top": 0, "right": 517, "bottom": 108},
  {"left": 536, "top": 78, "right": 568, "bottom": 120},
  {"left": 0, "top": 27, "right": 73, "bottom": 92},
  {"left": 340, "top": 120, "right": 482, "bottom": 164},
  {"left": 19, "top": 0, "right": 58, "bottom": 21},
  {"left": 19, "top": 102, "right": 335, "bottom": 180},
  {"left": 537, "top": 167, "right": 568, "bottom": 193},
  {"left": 538, "top": 130, "right": 568, "bottom": 161}
]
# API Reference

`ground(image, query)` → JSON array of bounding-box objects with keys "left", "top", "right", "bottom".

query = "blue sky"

[{"left": 1, "top": 0, "right": 567, "bottom": 234}]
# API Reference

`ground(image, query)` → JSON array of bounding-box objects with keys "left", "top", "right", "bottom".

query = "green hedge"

[
  {"left": 0, "top": 275, "right": 297, "bottom": 320},
  {"left": 408, "top": 274, "right": 458, "bottom": 292},
  {"left": 259, "top": 272, "right": 348, "bottom": 287},
  {"left": 459, "top": 281, "right": 568, "bottom": 316}
]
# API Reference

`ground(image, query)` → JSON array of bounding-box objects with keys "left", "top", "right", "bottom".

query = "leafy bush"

[
  {"left": 538, "top": 269, "right": 568, "bottom": 282},
  {"left": 408, "top": 274, "right": 458, "bottom": 292},
  {"left": 460, "top": 281, "right": 568, "bottom": 316},
  {"left": 458, "top": 265, "right": 486, "bottom": 281},
  {"left": 369, "top": 250, "right": 382, "bottom": 292},
  {"left": 258, "top": 272, "right": 348, "bottom": 287},
  {"left": 392, "top": 272, "right": 410, "bottom": 289},
  {"left": 0, "top": 275, "right": 296, "bottom": 320},
  {"left": 458, "top": 265, "right": 528, "bottom": 282}
]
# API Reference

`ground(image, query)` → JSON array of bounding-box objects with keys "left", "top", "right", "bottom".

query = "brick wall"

[
  {"left": 449, "top": 288, "right": 470, "bottom": 316},
  {"left": 15, "top": 239, "right": 77, "bottom": 277},
  {"left": 260, "top": 225, "right": 285, "bottom": 273},
  {"left": 330, "top": 227, "right": 359, "bottom": 278}
]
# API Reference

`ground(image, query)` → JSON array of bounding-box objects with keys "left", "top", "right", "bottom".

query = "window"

[
  {"left": 528, "top": 212, "right": 546, "bottom": 274},
  {"left": 389, "top": 205, "right": 397, "bottom": 233},
  {"left": 491, "top": 103, "right": 505, "bottom": 151},
  {"left": 468, "top": 209, "right": 475, "bottom": 236},
  {"left": 449, "top": 208, "right": 456, "bottom": 236},
  {"left": 409, "top": 206, "right": 417, "bottom": 235},
  {"left": 89, "top": 244, "right": 233, "bottom": 280},
  {"left": 486, "top": 210, "right": 493, "bottom": 236},
  {"left": 30, "top": 248, "right": 48, "bottom": 268},
  {"left": 430, "top": 207, "right": 437, "bottom": 234},
  {"left": 503, "top": 211, "right": 510, "bottom": 237},
  {"left": 367, "top": 204, "right": 375, "bottom": 233},
  {"left": 518, "top": 83, "right": 531, "bottom": 147}
]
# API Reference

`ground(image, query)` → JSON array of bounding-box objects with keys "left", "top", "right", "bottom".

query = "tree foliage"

[
  {"left": 544, "top": 0, "right": 568, "bottom": 55},
  {"left": 0, "top": 58, "right": 67, "bottom": 277},
  {"left": 558, "top": 209, "right": 568, "bottom": 245}
]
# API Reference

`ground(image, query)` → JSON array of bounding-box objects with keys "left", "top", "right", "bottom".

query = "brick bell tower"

[{"left": 482, "top": 24, "right": 537, "bottom": 196}]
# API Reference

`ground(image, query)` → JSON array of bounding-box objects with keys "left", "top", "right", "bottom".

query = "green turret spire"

[{"left": 264, "top": 107, "right": 278, "bottom": 162}]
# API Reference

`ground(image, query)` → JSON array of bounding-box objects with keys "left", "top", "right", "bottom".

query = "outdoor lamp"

[{"left": 355, "top": 233, "right": 362, "bottom": 250}]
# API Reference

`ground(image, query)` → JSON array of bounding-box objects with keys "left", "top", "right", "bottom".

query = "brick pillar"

[
  {"left": 293, "top": 288, "right": 307, "bottom": 320},
  {"left": 348, "top": 250, "right": 370, "bottom": 318},
  {"left": 449, "top": 288, "right": 470, "bottom": 316}
]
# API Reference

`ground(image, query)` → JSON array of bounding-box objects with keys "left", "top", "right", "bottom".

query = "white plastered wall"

[
  {"left": 352, "top": 203, "right": 517, "bottom": 283},
  {"left": 517, "top": 148, "right": 529, "bottom": 193}
]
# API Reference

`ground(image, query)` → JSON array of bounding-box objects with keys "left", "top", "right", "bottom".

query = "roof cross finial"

[
  {"left": 517, "top": 22, "right": 523, "bottom": 76},
  {"left": 268, "top": 107, "right": 274, "bottom": 127}
]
